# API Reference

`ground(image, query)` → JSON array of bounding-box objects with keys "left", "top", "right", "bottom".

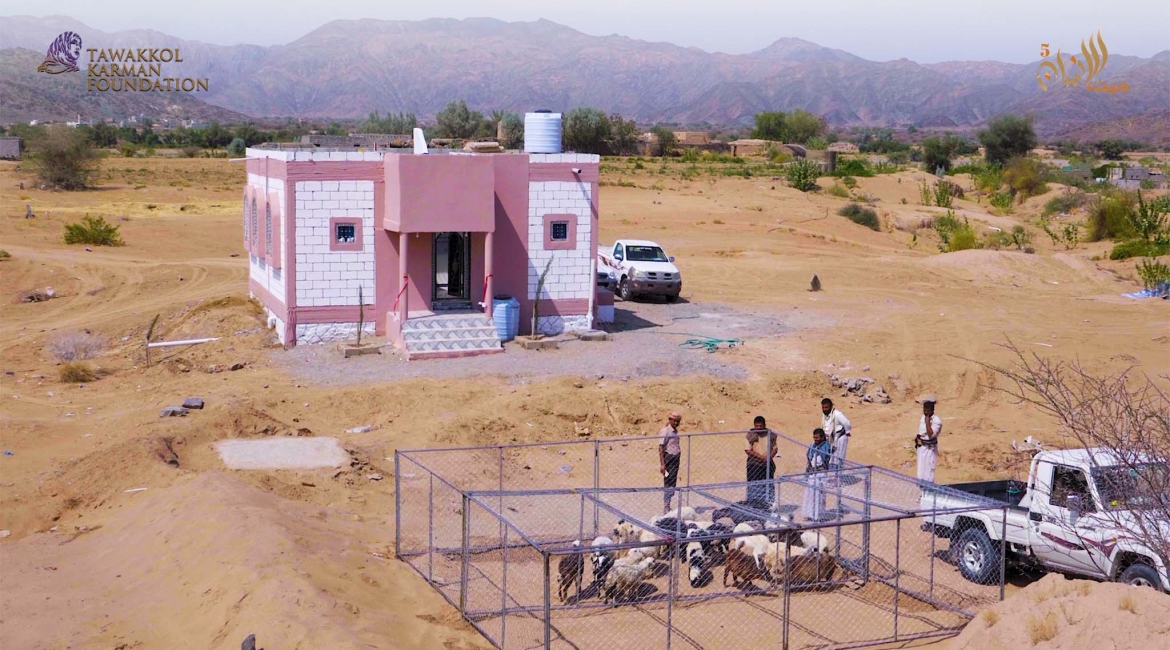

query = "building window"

[
  {"left": 243, "top": 193, "right": 250, "bottom": 247},
  {"left": 543, "top": 213, "right": 577, "bottom": 251},
  {"left": 265, "top": 203, "right": 272, "bottom": 254},
  {"left": 251, "top": 198, "right": 258, "bottom": 246},
  {"left": 329, "top": 217, "right": 363, "bottom": 252}
]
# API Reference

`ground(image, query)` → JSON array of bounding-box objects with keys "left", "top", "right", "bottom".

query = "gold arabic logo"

[{"left": 1037, "top": 30, "right": 1129, "bottom": 93}]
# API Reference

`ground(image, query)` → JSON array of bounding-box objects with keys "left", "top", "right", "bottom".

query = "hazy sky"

[{"left": 13, "top": 0, "right": 1170, "bottom": 62}]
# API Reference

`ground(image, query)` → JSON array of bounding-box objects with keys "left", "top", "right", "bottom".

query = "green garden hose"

[{"left": 678, "top": 336, "right": 743, "bottom": 353}]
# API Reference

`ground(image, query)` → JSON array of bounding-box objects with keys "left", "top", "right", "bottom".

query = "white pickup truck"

[
  {"left": 598, "top": 239, "right": 682, "bottom": 302},
  {"left": 922, "top": 447, "right": 1169, "bottom": 591}
]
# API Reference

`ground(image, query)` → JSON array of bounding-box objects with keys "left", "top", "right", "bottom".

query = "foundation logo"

[
  {"left": 1037, "top": 30, "right": 1129, "bottom": 93},
  {"left": 37, "top": 31, "right": 83, "bottom": 74}
]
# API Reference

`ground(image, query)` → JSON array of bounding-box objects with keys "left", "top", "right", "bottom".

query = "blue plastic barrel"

[{"left": 493, "top": 295, "right": 520, "bottom": 342}]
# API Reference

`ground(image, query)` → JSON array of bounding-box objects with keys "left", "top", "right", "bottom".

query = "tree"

[
  {"left": 650, "top": 126, "right": 677, "bottom": 157},
  {"left": 435, "top": 100, "right": 484, "bottom": 139},
  {"left": 607, "top": 114, "right": 640, "bottom": 156},
  {"left": 784, "top": 109, "right": 827, "bottom": 145},
  {"left": 921, "top": 137, "right": 956, "bottom": 174},
  {"left": 499, "top": 113, "right": 524, "bottom": 149},
  {"left": 227, "top": 138, "right": 246, "bottom": 157},
  {"left": 233, "top": 124, "right": 266, "bottom": 147},
  {"left": 752, "top": 111, "right": 787, "bottom": 141},
  {"left": 978, "top": 114, "right": 1037, "bottom": 166},
  {"left": 1096, "top": 140, "right": 1125, "bottom": 160},
  {"left": 200, "top": 121, "right": 232, "bottom": 148},
  {"left": 562, "top": 108, "right": 612, "bottom": 154},
  {"left": 29, "top": 127, "right": 99, "bottom": 190},
  {"left": 365, "top": 110, "right": 421, "bottom": 134},
  {"left": 785, "top": 158, "right": 821, "bottom": 192}
]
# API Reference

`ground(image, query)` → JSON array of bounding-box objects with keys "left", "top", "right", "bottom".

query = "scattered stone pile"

[{"left": 826, "top": 373, "right": 892, "bottom": 404}]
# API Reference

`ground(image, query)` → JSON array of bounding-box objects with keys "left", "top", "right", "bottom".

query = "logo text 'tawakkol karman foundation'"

[{"left": 38, "top": 31, "right": 210, "bottom": 92}]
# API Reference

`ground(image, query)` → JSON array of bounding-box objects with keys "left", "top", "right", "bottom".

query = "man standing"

[
  {"left": 745, "top": 415, "right": 778, "bottom": 507},
  {"left": 820, "top": 398, "right": 852, "bottom": 469},
  {"left": 659, "top": 412, "right": 683, "bottom": 514},
  {"left": 916, "top": 398, "right": 942, "bottom": 483}
]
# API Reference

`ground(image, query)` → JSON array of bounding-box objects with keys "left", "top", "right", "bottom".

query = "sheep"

[
  {"left": 557, "top": 541, "right": 585, "bottom": 603},
  {"left": 613, "top": 546, "right": 650, "bottom": 567},
  {"left": 590, "top": 536, "right": 616, "bottom": 589},
  {"left": 728, "top": 533, "right": 771, "bottom": 570},
  {"left": 612, "top": 520, "right": 641, "bottom": 546},
  {"left": 799, "top": 530, "right": 831, "bottom": 554},
  {"left": 654, "top": 505, "right": 697, "bottom": 523},
  {"left": 723, "top": 547, "right": 771, "bottom": 589},
  {"left": 785, "top": 551, "right": 838, "bottom": 586},
  {"left": 761, "top": 541, "right": 795, "bottom": 579},
  {"left": 603, "top": 556, "right": 656, "bottom": 603},
  {"left": 685, "top": 540, "right": 708, "bottom": 588}
]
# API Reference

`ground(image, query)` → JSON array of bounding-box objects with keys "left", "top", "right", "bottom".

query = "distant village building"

[
  {"left": 0, "top": 136, "right": 21, "bottom": 160},
  {"left": 672, "top": 131, "right": 710, "bottom": 146},
  {"left": 827, "top": 141, "right": 859, "bottom": 154},
  {"left": 729, "top": 139, "right": 768, "bottom": 157}
]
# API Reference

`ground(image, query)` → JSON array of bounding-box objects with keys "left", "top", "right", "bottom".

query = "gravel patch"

[{"left": 276, "top": 300, "right": 804, "bottom": 386}]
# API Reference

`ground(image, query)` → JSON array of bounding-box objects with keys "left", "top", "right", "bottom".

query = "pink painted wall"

[
  {"left": 384, "top": 155, "right": 496, "bottom": 233},
  {"left": 470, "top": 232, "right": 486, "bottom": 309},
  {"left": 490, "top": 155, "right": 534, "bottom": 334}
]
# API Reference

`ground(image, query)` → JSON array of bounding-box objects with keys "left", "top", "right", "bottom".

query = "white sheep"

[
  {"left": 590, "top": 536, "right": 616, "bottom": 588},
  {"left": 729, "top": 533, "right": 771, "bottom": 569},
  {"left": 604, "top": 556, "right": 656, "bottom": 603},
  {"left": 799, "top": 531, "right": 831, "bottom": 554}
]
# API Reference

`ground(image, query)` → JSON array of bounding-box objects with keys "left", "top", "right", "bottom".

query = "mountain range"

[{"left": 2, "top": 15, "right": 1167, "bottom": 138}]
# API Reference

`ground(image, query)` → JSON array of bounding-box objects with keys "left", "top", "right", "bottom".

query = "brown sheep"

[
  {"left": 784, "top": 551, "right": 838, "bottom": 587},
  {"left": 723, "top": 547, "right": 771, "bottom": 589}
]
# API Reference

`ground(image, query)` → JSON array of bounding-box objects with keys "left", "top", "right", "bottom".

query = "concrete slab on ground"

[{"left": 214, "top": 437, "right": 349, "bottom": 470}]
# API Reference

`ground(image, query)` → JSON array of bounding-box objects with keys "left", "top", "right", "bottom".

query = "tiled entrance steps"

[{"left": 401, "top": 313, "right": 503, "bottom": 359}]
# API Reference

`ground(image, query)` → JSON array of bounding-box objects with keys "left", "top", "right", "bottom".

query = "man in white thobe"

[
  {"left": 916, "top": 399, "right": 942, "bottom": 483},
  {"left": 820, "top": 398, "right": 852, "bottom": 469}
]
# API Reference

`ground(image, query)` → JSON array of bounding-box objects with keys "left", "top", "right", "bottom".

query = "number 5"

[{"left": 1040, "top": 43, "right": 1050, "bottom": 57}]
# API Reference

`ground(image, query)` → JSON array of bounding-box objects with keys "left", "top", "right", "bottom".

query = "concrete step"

[{"left": 402, "top": 326, "right": 499, "bottom": 342}]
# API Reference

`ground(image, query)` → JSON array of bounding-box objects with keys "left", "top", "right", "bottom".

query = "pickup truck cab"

[
  {"left": 598, "top": 239, "right": 681, "bottom": 302},
  {"left": 922, "top": 448, "right": 1169, "bottom": 591}
]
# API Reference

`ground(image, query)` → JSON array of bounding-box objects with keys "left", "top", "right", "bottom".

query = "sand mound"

[
  {"left": 951, "top": 573, "right": 1170, "bottom": 650},
  {"left": 918, "top": 248, "right": 1061, "bottom": 283},
  {"left": 0, "top": 473, "right": 488, "bottom": 650}
]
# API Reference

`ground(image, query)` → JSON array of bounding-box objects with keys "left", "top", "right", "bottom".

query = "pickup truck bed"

[{"left": 940, "top": 479, "right": 1028, "bottom": 510}]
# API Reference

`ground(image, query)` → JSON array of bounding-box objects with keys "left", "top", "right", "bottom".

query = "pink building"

[{"left": 242, "top": 146, "right": 601, "bottom": 359}]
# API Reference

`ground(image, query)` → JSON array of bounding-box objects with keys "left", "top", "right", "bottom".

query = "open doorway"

[{"left": 432, "top": 232, "right": 471, "bottom": 310}]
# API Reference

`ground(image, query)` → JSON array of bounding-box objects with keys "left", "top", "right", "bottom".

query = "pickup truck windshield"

[
  {"left": 1092, "top": 462, "right": 1170, "bottom": 510},
  {"left": 626, "top": 246, "right": 668, "bottom": 262}
]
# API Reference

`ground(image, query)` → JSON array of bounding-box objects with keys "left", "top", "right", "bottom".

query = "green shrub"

[
  {"left": 1140, "top": 179, "right": 1156, "bottom": 190},
  {"left": 0, "top": 249, "right": 10, "bottom": 260},
  {"left": 1136, "top": 258, "right": 1170, "bottom": 289},
  {"left": 680, "top": 166, "right": 700, "bottom": 181},
  {"left": 985, "top": 225, "right": 1033, "bottom": 250},
  {"left": 1129, "top": 192, "right": 1169, "bottom": 242},
  {"left": 918, "top": 179, "right": 934, "bottom": 205},
  {"left": 933, "top": 211, "right": 979, "bottom": 252},
  {"left": 826, "top": 183, "right": 850, "bottom": 198},
  {"left": 785, "top": 159, "right": 821, "bottom": 192},
  {"left": 1042, "top": 192, "right": 1088, "bottom": 217},
  {"left": 934, "top": 181, "right": 954, "bottom": 208},
  {"left": 974, "top": 165, "right": 1005, "bottom": 194},
  {"left": 63, "top": 215, "right": 124, "bottom": 247},
  {"left": 1042, "top": 220, "right": 1081, "bottom": 250},
  {"left": 119, "top": 142, "right": 138, "bottom": 158},
  {"left": 227, "top": 137, "right": 246, "bottom": 157},
  {"left": 873, "top": 161, "right": 898, "bottom": 175},
  {"left": 1004, "top": 157, "right": 1048, "bottom": 201},
  {"left": 838, "top": 203, "right": 880, "bottom": 231},
  {"left": 180, "top": 146, "right": 200, "bottom": 158},
  {"left": 841, "top": 176, "right": 858, "bottom": 189},
  {"left": 1109, "top": 240, "right": 1170, "bottom": 260},
  {"left": 990, "top": 190, "right": 1014, "bottom": 213},
  {"left": 1086, "top": 191, "right": 1137, "bottom": 241},
  {"left": 633, "top": 160, "right": 645, "bottom": 170},
  {"left": 834, "top": 158, "right": 874, "bottom": 178}
]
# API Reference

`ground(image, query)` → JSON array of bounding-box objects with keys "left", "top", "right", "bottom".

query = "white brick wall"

[
  {"left": 527, "top": 180, "right": 593, "bottom": 301},
  {"left": 245, "top": 148, "right": 383, "bottom": 163},
  {"left": 247, "top": 172, "right": 286, "bottom": 305},
  {"left": 537, "top": 314, "right": 591, "bottom": 336},
  {"left": 293, "top": 180, "right": 376, "bottom": 307},
  {"left": 528, "top": 153, "right": 602, "bottom": 164}
]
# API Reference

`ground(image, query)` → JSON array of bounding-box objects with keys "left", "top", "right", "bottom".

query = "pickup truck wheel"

[
  {"left": 1119, "top": 563, "right": 1160, "bottom": 589},
  {"left": 665, "top": 293, "right": 679, "bottom": 303},
  {"left": 619, "top": 279, "right": 633, "bottom": 302},
  {"left": 954, "top": 528, "right": 1000, "bottom": 585}
]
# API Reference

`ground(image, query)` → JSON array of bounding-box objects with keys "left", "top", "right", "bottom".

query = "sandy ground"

[{"left": 1, "top": 156, "right": 1167, "bottom": 649}]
